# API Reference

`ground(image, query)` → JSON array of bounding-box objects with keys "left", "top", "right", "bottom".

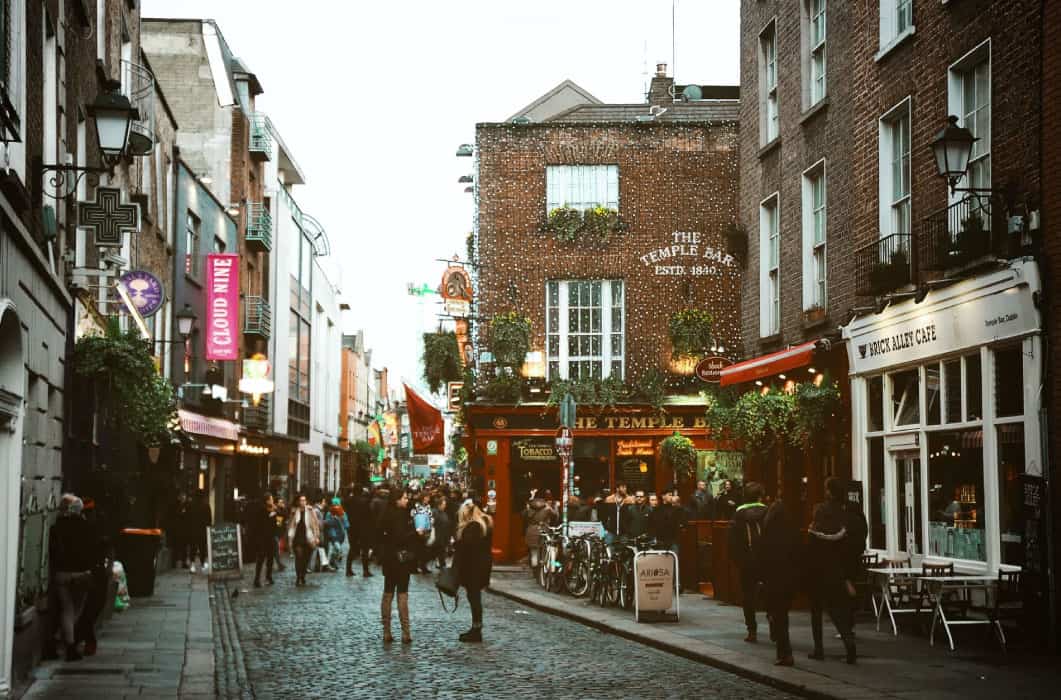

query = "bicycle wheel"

[
  {"left": 537, "top": 546, "right": 549, "bottom": 589},
  {"left": 620, "top": 565, "right": 635, "bottom": 610},
  {"left": 605, "top": 560, "right": 622, "bottom": 607},
  {"left": 549, "top": 548, "right": 565, "bottom": 593},
  {"left": 565, "top": 559, "right": 591, "bottom": 598}
]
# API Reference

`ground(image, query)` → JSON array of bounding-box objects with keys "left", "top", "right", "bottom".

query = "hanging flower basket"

[
  {"left": 669, "top": 309, "right": 714, "bottom": 359},
  {"left": 660, "top": 431, "right": 698, "bottom": 479},
  {"left": 489, "top": 311, "right": 531, "bottom": 368}
]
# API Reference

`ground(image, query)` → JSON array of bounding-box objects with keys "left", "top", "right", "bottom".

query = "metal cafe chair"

[
  {"left": 859, "top": 552, "right": 880, "bottom": 615},
  {"left": 987, "top": 570, "right": 1022, "bottom": 652}
]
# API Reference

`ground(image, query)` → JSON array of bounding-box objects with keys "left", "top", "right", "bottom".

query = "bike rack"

[{"left": 633, "top": 549, "right": 680, "bottom": 623}]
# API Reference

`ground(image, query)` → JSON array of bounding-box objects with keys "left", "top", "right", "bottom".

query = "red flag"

[{"left": 404, "top": 384, "right": 445, "bottom": 454}]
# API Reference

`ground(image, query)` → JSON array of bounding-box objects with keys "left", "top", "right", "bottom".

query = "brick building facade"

[
  {"left": 466, "top": 69, "right": 742, "bottom": 561},
  {"left": 739, "top": 0, "right": 1054, "bottom": 642}
]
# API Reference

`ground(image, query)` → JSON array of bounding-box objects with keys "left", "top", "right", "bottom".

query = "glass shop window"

[
  {"left": 994, "top": 345, "right": 1024, "bottom": 418},
  {"left": 867, "top": 375, "right": 884, "bottom": 432},
  {"left": 927, "top": 430, "right": 986, "bottom": 561},
  {"left": 868, "top": 436, "right": 886, "bottom": 549},
  {"left": 944, "top": 359, "right": 962, "bottom": 423},
  {"left": 965, "top": 353, "right": 982, "bottom": 421},
  {"left": 997, "top": 424, "right": 1026, "bottom": 566},
  {"left": 925, "top": 363, "right": 941, "bottom": 425},
  {"left": 891, "top": 369, "right": 920, "bottom": 426}
]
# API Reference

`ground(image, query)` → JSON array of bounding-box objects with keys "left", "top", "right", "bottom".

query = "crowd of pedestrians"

[
  {"left": 239, "top": 480, "right": 492, "bottom": 645},
  {"left": 520, "top": 476, "right": 868, "bottom": 668}
]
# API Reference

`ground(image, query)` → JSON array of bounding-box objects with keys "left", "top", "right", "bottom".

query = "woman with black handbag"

[
  {"left": 453, "top": 494, "right": 493, "bottom": 643},
  {"left": 379, "top": 488, "right": 418, "bottom": 644}
]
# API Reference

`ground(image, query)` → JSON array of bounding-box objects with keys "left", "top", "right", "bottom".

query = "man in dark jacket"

[
  {"left": 757, "top": 489, "right": 802, "bottom": 667},
  {"left": 622, "top": 491, "right": 652, "bottom": 538},
  {"left": 597, "top": 482, "right": 629, "bottom": 543},
  {"left": 648, "top": 492, "right": 687, "bottom": 552},
  {"left": 250, "top": 493, "right": 276, "bottom": 587},
  {"left": 343, "top": 486, "right": 372, "bottom": 577},
  {"left": 728, "top": 482, "right": 768, "bottom": 643},
  {"left": 691, "top": 480, "right": 714, "bottom": 520},
  {"left": 807, "top": 478, "right": 867, "bottom": 664}
]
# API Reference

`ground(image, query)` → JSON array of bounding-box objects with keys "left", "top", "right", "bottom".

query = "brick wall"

[
  {"left": 739, "top": 0, "right": 864, "bottom": 355},
  {"left": 475, "top": 120, "right": 741, "bottom": 383},
  {"left": 1043, "top": 0, "right": 1061, "bottom": 645},
  {"left": 739, "top": 0, "right": 1042, "bottom": 356}
]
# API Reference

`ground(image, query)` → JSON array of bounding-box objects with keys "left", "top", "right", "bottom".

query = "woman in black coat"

[
  {"left": 379, "top": 489, "right": 419, "bottom": 644},
  {"left": 453, "top": 498, "right": 494, "bottom": 642}
]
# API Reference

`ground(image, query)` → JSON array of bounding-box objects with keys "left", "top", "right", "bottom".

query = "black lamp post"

[
  {"left": 37, "top": 80, "right": 140, "bottom": 199},
  {"left": 930, "top": 115, "right": 986, "bottom": 194},
  {"left": 175, "top": 304, "right": 198, "bottom": 339},
  {"left": 86, "top": 80, "right": 139, "bottom": 165}
]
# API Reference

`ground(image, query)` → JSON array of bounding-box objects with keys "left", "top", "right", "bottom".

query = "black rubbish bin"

[{"left": 117, "top": 528, "right": 163, "bottom": 597}]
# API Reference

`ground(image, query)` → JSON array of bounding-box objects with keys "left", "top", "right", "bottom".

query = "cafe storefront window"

[{"left": 843, "top": 261, "right": 1043, "bottom": 573}]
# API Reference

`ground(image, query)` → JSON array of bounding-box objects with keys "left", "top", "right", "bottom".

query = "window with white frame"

[
  {"left": 760, "top": 195, "right": 780, "bottom": 337},
  {"left": 802, "top": 162, "right": 827, "bottom": 310},
  {"left": 545, "top": 165, "right": 618, "bottom": 212},
  {"left": 949, "top": 42, "right": 990, "bottom": 192},
  {"left": 546, "top": 280, "right": 624, "bottom": 381},
  {"left": 880, "top": 0, "right": 914, "bottom": 49},
  {"left": 803, "top": 0, "right": 827, "bottom": 107},
  {"left": 879, "top": 100, "right": 911, "bottom": 238},
  {"left": 759, "top": 20, "right": 779, "bottom": 144}
]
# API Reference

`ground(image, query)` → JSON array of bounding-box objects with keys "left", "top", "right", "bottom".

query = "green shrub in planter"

[
  {"left": 544, "top": 206, "right": 583, "bottom": 242},
  {"left": 489, "top": 311, "right": 531, "bottom": 368},
  {"left": 669, "top": 309, "right": 714, "bottom": 359},
  {"left": 422, "top": 331, "right": 462, "bottom": 394}
]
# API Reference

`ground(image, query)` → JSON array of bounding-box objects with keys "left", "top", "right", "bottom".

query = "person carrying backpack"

[{"left": 728, "top": 482, "right": 768, "bottom": 643}]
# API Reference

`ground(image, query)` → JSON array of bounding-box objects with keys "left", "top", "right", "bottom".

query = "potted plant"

[
  {"left": 803, "top": 304, "right": 827, "bottom": 325},
  {"left": 660, "top": 431, "right": 698, "bottom": 480},
  {"left": 669, "top": 309, "right": 714, "bottom": 359},
  {"left": 72, "top": 321, "right": 176, "bottom": 448},
  {"left": 581, "top": 206, "right": 626, "bottom": 243},
  {"left": 489, "top": 311, "right": 531, "bottom": 369},
  {"left": 725, "top": 223, "right": 748, "bottom": 267},
  {"left": 870, "top": 248, "right": 909, "bottom": 294},
  {"left": 542, "top": 206, "right": 583, "bottom": 242},
  {"left": 422, "top": 331, "right": 462, "bottom": 393}
]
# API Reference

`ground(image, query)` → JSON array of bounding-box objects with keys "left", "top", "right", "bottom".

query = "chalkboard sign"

[
  {"left": 1022, "top": 475, "right": 1044, "bottom": 574},
  {"left": 207, "top": 523, "right": 243, "bottom": 579}
]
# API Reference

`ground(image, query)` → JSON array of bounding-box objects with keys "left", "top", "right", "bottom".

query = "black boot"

[
  {"left": 65, "top": 643, "right": 83, "bottom": 662},
  {"left": 459, "top": 627, "right": 482, "bottom": 643},
  {"left": 843, "top": 637, "right": 857, "bottom": 664}
]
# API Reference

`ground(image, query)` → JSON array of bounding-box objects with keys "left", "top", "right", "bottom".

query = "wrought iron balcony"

[
  {"left": 120, "top": 60, "right": 155, "bottom": 156},
  {"left": 249, "top": 113, "right": 272, "bottom": 161},
  {"left": 243, "top": 295, "right": 272, "bottom": 338},
  {"left": 243, "top": 395, "right": 271, "bottom": 432},
  {"left": 245, "top": 201, "right": 273, "bottom": 252},
  {"left": 855, "top": 233, "right": 914, "bottom": 297},
  {"left": 920, "top": 193, "right": 1014, "bottom": 273}
]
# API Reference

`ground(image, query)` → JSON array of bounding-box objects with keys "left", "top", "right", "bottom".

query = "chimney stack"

[{"left": 648, "top": 63, "right": 674, "bottom": 105}]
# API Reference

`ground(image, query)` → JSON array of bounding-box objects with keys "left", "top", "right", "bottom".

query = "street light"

[
  {"left": 37, "top": 79, "right": 140, "bottom": 199},
  {"left": 86, "top": 80, "right": 139, "bottom": 165},
  {"left": 175, "top": 304, "right": 198, "bottom": 339},
  {"left": 930, "top": 115, "right": 980, "bottom": 193}
]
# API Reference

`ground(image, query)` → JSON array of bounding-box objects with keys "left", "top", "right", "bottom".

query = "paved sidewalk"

[
  {"left": 489, "top": 572, "right": 1061, "bottom": 700},
  {"left": 20, "top": 570, "right": 215, "bottom": 700}
]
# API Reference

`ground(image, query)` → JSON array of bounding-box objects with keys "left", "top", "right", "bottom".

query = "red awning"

[{"left": 720, "top": 341, "right": 819, "bottom": 386}]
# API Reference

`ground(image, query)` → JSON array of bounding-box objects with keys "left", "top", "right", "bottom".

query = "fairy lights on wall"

[{"left": 473, "top": 120, "right": 743, "bottom": 388}]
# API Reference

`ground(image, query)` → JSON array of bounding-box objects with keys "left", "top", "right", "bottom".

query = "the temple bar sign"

[
  {"left": 575, "top": 414, "right": 708, "bottom": 431},
  {"left": 638, "top": 231, "right": 737, "bottom": 277}
]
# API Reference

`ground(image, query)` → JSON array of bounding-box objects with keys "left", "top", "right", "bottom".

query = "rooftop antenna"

[
  {"left": 672, "top": 0, "right": 678, "bottom": 83},
  {"left": 641, "top": 39, "right": 649, "bottom": 100}
]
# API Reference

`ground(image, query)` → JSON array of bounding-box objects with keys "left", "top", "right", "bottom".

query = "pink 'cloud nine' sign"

[{"left": 205, "top": 254, "right": 240, "bottom": 361}]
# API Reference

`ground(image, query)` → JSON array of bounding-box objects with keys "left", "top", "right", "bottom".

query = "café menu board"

[{"left": 207, "top": 523, "right": 243, "bottom": 579}]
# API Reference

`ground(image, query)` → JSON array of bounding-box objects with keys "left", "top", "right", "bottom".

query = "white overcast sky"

[{"left": 142, "top": 0, "right": 740, "bottom": 389}]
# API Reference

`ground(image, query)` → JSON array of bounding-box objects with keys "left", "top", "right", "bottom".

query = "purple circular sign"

[{"left": 118, "top": 270, "right": 165, "bottom": 317}]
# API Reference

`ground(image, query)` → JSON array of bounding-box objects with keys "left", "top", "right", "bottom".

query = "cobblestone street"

[{"left": 228, "top": 563, "right": 795, "bottom": 699}]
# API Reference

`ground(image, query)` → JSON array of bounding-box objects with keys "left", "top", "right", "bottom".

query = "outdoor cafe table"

[
  {"left": 916, "top": 575, "right": 998, "bottom": 651},
  {"left": 867, "top": 567, "right": 926, "bottom": 635}
]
